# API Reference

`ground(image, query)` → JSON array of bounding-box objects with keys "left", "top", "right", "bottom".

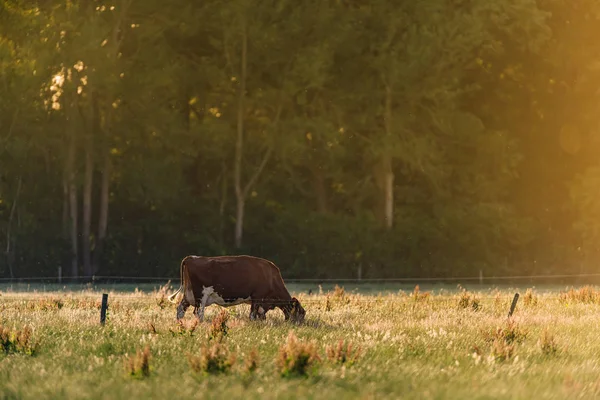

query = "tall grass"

[{"left": 1, "top": 286, "right": 599, "bottom": 399}]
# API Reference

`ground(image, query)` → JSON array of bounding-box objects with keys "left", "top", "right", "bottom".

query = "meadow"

[{"left": 1, "top": 283, "right": 600, "bottom": 399}]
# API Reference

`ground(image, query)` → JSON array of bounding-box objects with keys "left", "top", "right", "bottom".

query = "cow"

[{"left": 167, "top": 255, "right": 306, "bottom": 323}]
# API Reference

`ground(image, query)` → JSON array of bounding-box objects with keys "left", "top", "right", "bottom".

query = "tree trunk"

[
  {"left": 82, "top": 135, "right": 94, "bottom": 277},
  {"left": 234, "top": 197, "right": 245, "bottom": 250},
  {"left": 5, "top": 177, "right": 22, "bottom": 279},
  {"left": 219, "top": 162, "right": 228, "bottom": 252},
  {"left": 93, "top": 152, "right": 111, "bottom": 274},
  {"left": 233, "top": 19, "right": 248, "bottom": 249},
  {"left": 231, "top": 18, "right": 276, "bottom": 248},
  {"left": 67, "top": 131, "right": 79, "bottom": 277},
  {"left": 382, "top": 155, "right": 394, "bottom": 229},
  {"left": 62, "top": 170, "right": 69, "bottom": 237},
  {"left": 378, "top": 85, "right": 395, "bottom": 229}
]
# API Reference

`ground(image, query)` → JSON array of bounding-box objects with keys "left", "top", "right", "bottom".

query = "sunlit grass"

[{"left": 0, "top": 285, "right": 600, "bottom": 398}]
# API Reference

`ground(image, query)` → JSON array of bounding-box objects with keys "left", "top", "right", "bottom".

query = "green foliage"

[{"left": 0, "top": 0, "right": 597, "bottom": 280}]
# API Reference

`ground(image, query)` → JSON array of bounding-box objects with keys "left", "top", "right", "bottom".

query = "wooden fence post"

[
  {"left": 508, "top": 293, "right": 519, "bottom": 318},
  {"left": 100, "top": 293, "right": 109, "bottom": 325}
]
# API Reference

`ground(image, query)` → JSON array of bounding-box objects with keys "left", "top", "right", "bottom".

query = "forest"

[{"left": 1, "top": 0, "right": 599, "bottom": 280}]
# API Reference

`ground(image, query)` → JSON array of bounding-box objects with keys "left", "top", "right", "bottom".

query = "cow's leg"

[
  {"left": 249, "top": 303, "right": 258, "bottom": 320},
  {"left": 194, "top": 290, "right": 211, "bottom": 322},
  {"left": 250, "top": 302, "right": 267, "bottom": 320},
  {"left": 278, "top": 302, "right": 292, "bottom": 320},
  {"left": 177, "top": 298, "right": 190, "bottom": 320},
  {"left": 194, "top": 305, "right": 205, "bottom": 322},
  {"left": 257, "top": 304, "right": 267, "bottom": 320}
]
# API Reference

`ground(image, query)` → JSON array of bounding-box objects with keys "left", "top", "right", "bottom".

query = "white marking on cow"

[{"left": 202, "top": 286, "right": 250, "bottom": 307}]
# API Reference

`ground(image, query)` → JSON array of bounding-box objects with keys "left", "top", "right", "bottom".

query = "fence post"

[
  {"left": 100, "top": 293, "right": 109, "bottom": 325},
  {"left": 508, "top": 293, "right": 519, "bottom": 318},
  {"left": 479, "top": 270, "right": 483, "bottom": 285},
  {"left": 58, "top": 266, "right": 62, "bottom": 284},
  {"left": 357, "top": 263, "right": 362, "bottom": 281}
]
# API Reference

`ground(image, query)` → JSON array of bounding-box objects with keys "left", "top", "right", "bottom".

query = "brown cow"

[{"left": 167, "top": 255, "right": 305, "bottom": 323}]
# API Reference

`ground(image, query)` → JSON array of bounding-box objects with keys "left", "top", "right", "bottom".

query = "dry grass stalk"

[
  {"left": 325, "top": 339, "right": 362, "bottom": 366},
  {"left": 457, "top": 290, "right": 480, "bottom": 311},
  {"left": 148, "top": 322, "right": 158, "bottom": 335},
  {"left": 523, "top": 288, "right": 538, "bottom": 306},
  {"left": 539, "top": 329, "right": 560, "bottom": 356},
  {"left": 155, "top": 280, "right": 172, "bottom": 309},
  {"left": 0, "top": 324, "right": 38, "bottom": 356},
  {"left": 124, "top": 346, "right": 151, "bottom": 379},
  {"left": 209, "top": 309, "right": 229, "bottom": 342},
  {"left": 484, "top": 318, "right": 528, "bottom": 345},
  {"left": 559, "top": 286, "right": 600, "bottom": 304},
  {"left": 411, "top": 285, "right": 430, "bottom": 302},
  {"left": 333, "top": 285, "right": 346, "bottom": 299},
  {"left": 276, "top": 331, "right": 320, "bottom": 377},
  {"left": 188, "top": 342, "right": 235, "bottom": 375},
  {"left": 243, "top": 348, "right": 260, "bottom": 374},
  {"left": 491, "top": 338, "right": 515, "bottom": 362},
  {"left": 169, "top": 319, "right": 199, "bottom": 336}
]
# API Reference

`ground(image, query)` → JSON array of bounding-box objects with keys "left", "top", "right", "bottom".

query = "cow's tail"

[{"left": 168, "top": 257, "right": 186, "bottom": 303}]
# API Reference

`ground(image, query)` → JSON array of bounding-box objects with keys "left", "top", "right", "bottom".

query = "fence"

[{"left": 2, "top": 272, "right": 600, "bottom": 285}]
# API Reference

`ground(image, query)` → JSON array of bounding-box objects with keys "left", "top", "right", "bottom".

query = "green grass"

[{"left": 1, "top": 284, "right": 600, "bottom": 399}]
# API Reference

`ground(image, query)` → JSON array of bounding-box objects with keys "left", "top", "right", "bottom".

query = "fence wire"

[
  {"left": 2, "top": 272, "right": 600, "bottom": 283},
  {"left": 0, "top": 293, "right": 577, "bottom": 304}
]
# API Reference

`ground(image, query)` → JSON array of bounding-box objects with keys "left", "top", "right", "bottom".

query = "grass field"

[{"left": 1, "top": 283, "right": 600, "bottom": 399}]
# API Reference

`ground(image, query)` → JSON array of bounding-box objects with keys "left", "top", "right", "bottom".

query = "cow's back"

[{"left": 184, "top": 255, "right": 291, "bottom": 301}]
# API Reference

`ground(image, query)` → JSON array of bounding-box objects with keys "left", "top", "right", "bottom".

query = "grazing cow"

[{"left": 167, "top": 255, "right": 305, "bottom": 323}]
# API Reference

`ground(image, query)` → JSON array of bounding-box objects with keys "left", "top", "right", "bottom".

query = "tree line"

[{"left": 1, "top": 0, "right": 599, "bottom": 280}]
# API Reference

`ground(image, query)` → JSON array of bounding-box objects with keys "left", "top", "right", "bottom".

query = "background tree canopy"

[{"left": 0, "top": 0, "right": 598, "bottom": 279}]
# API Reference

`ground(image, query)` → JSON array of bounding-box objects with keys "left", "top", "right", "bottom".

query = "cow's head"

[{"left": 290, "top": 297, "right": 306, "bottom": 323}]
